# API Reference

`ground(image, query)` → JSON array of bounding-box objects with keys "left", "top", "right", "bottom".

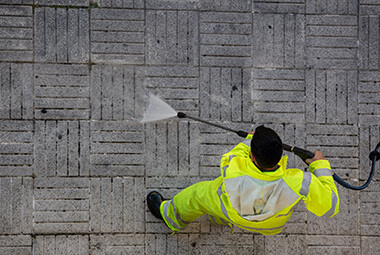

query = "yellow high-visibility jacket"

[
  {"left": 160, "top": 139, "right": 339, "bottom": 235},
  {"left": 219, "top": 140, "right": 340, "bottom": 235}
]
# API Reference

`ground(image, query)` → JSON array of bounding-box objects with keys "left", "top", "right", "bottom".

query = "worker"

[{"left": 147, "top": 125, "right": 339, "bottom": 235}]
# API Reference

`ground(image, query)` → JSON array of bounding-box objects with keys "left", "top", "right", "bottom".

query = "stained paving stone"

[{"left": 0, "top": 1, "right": 379, "bottom": 254}]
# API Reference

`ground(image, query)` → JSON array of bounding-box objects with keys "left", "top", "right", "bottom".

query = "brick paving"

[{"left": 0, "top": 0, "right": 380, "bottom": 254}]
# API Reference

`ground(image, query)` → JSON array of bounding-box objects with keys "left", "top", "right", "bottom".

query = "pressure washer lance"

[{"left": 177, "top": 112, "right": 380, "bottom": 190}]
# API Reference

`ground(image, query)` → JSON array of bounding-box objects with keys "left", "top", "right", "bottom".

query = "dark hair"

[{"left": 251, "top": 125, "right": 283, "bottom": 169}]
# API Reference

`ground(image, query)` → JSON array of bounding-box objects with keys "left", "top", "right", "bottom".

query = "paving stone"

[
  {"left": 361, "top": 237, "right": 380, "bottom": 254},
  {"left": 0, "top": 235, "right": 32, "bottom": 255},
  {"left": 200, "top": 67, "right": 252, "bottom": 122},
  {"left": 94, "top": 0, "right": 144, "bottom": 8},
  {"left": 307, "top": 235, "right": 360, "bottom": 255},
  {"left": 145, "top": 120, "right": 200, "bottom": 177},
  {"left": 34, "top": 177, "right": 90, "bottom": 234},
  {"left": 90, "top": 234, "right": 145, "bottom": 254},
  {"left": 253, "top": 14, "right": 305, "bottom": 68},
  {"left": 146, "top": 0, "right": 198, "bottom": 10},
  {"left": 34, "top": 7, "right": 89, "bottom": 63},
  {"left": 200, "top": 0, "right": 251, "bottom": 12},
  {"left": 0, "top": 5, "right": 33, "bottom": 61},
  {"left": 91, "top": 8, "right": 144, "bottom": 64},
  {"left": 359, "top": 180, "right": 380, "bottom": 236},
  {"left": 0, "top": 63, "right": 33, "bottom": 119},
  {"left": 359, "top": 16, "right": 380, "bottom": 70},
  {"left": 358, "top": 71, "right": 380, "bottom": 125},
  {"left": 0, "top": 177, "right": 33, "bottom": 234},
  {"left": 0, "top": 121, "right": 34, "bottom": 176},
  {"left": 34, "top": 235, "right": 89, "bottom": 255},
  {"left": 359, "top": 0, "right": 380, "bottom": 14},
  {"left": 263, "top": 235, "right": 307, "bottom": 255},
  {"left": 35, "top": 0, "right": 89, "bottom": 6},
  {"left": 200, "top": 12, "right": 252, "bottom": 67},
  {"left": 91, "top": 65, "right": 140, "bottom": 120},
  {"left": 146, "top": 10, "right": 198, "bottom": 66},
  {"left": 306, "top": 0, "right": 357, "bottom": 14},
  {"left": 306, "top": 69, "right": 358, "bottom": 124},
  {"left": 90, "top": 121, "right": 144, "bottom": 176},
  {"left": 306, "top": 15, "right": 357, "bottom": 69},
  {"left": 253, "top": 0, "right": 305, "bottom": 14},
  {"left": 90, "top": 177, "right": 145, "bottom": 233},
  {"left": 34, "top": 121, "right": 90, "bottom": 177},
  {"left": 34, "top": 64, "right": 90, "bottom": 119},
  {"left": 252, "top": 68, "right": 306, "bottom": 124}
]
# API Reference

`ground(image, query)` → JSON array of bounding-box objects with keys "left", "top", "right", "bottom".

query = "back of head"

[{"left": 251, "top": 126, "right": 283, "bottom": 169}]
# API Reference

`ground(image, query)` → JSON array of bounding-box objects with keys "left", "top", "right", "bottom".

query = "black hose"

[
  {"left": 176, "top": 112, "right": 380, "bottom": 190},
  {"left": 333, "top": 142, "right": 379, "bottom": 190}
]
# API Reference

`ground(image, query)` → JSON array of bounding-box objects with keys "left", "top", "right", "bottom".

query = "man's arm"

[{"left": 302, "top": 151, "right": 340, "bottom": 217}]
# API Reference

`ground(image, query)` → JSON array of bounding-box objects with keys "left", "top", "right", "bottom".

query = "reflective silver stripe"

[
  {"left": 313, "top": 168, "right": 332, "bottom": 177},
  {"left": 275, "top": 209, "right": 294, "bottom": 218},
  {"left": 163, "top": 201, "right": 182, "bottom": 230},
  {"left": 220, "top": 217, "right": 228, "bottom": 225},
  {"left": 323, "top": 189, "right": 338, "bottom": 218},
  {"left": 223, "top": 165, "right": 228, "bottom": 177},
  {"left": 217, "top": 184, "right": 285, "bottom": 232},
  {"left": 171, "top": 200, "right": 191, "bottom": 225},
  {"left": 223, "top": 156, "right": 236, "bottom": 177},
  {"left": 300, "top": 172, "right": 312, "bottom": 197},
  {"left": 209, "top": 215, "right": 217, "bottom": 225}
]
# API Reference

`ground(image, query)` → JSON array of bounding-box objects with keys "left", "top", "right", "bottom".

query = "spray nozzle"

[{"left": 177, "top": 112, "right": 186, "bottom": 118}]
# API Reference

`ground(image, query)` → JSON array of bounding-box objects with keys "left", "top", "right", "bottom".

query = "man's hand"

[
  {"left": 305, "top": 151, "right": 325, "bottom": 165},
  {"left": 249, "top": 131, "right": 255, "bottom": 135}
]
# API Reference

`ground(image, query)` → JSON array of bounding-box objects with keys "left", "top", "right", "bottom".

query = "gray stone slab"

[
  {"left": 200, "top": 0, "right": 251, "bottom": 12},
  {"left": 33, "top": 177, "right": 90, "bottom": 234},
  {"left": 251, "top": 68, "right": 305, "bottom": 124},
  {"left": 95, "top": 0, "right": 144, "bottom": 8},
  {"left": 90, "top": 121, "right": 144, "bottom": 176},
  {"left": 306, "top": 0, "right": 357, "bottom": 14},
  {"left": 0, "top": 177, "right": 33, "bottom": 234},
  {"left": 146, "top": 10, "right": 198, "bottom": 66},
  {"left": 200, "top": 12, "right": 252, "bottom": 67},
  {"left": 90, "top": 234, "right": 145, "bottom": 254},
  {"left": 34, "top": 64, "right": 90, "bottom": 120},
  {"left": 145, "top": 120, "right": 200, "bottom": 177},
  {"left": 306, "top": 15, "right": 357, "bottom": 69},
  {"left": 90, "top": 177, "right": 145, "bottom": 233},
  {"left": 253, "top": 14, "right": 305, "bottom": 68},
  {"left": 361, "top": 237, "right": 380, "bottom": 254},
  {"left": 254, "top": 1, "right": 305, "bottom": 14},
  {"left": 34, "top": 235, "right": 89, "bottom": 255},
  {"left": 360, "top": 0, "right": 380, "bottom": 14},
  {"left": 200, "top": 67, "right": 252, "bottom": 122},
  {"left": 0, "top": 121, "right": 34, "bottom": 176},
  {"left": 306, "top": 69, "right": 358, "bottom": 124},
  {"left": 0, "top": 5, "right": 33, "bottom": 62},
  {"left": 91, "top": 9, "right": 144, "bottom": 64},
  {"left": 34, "top": 121, "right": 90, "bottom": 177},
  {"left": 34, "top": 7, "right": 89, "bottom": 63},
  {"left": 91, "top": 65, "right": 138, "bottom": 120},
  {"left": 307, "top": 235, "right": 360, "bottom": 254},
  {"left": 0, "top": 235, "right": 32, "bottom": 255}
]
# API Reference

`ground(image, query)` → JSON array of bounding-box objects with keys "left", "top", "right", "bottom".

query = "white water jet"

[{"left": 140, "top": 94, "right": 178, "bottom": 123}]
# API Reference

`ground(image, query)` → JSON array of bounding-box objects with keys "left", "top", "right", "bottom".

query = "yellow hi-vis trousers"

[{"left": 160, "top": 177, "right": 230, "bottom": 231}]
